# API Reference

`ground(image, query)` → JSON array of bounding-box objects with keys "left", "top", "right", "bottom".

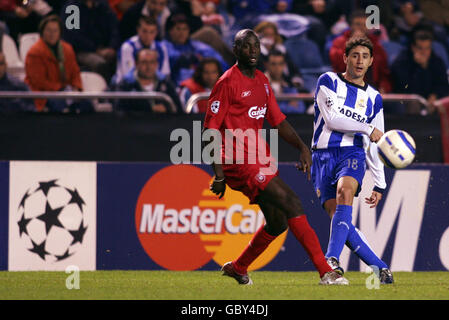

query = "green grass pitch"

[{"left": 0, "top": 271, "right": 448, "bottom": 300}]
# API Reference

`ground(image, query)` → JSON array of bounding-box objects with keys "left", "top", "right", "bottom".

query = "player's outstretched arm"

[
  {"left": 275, "top": 120, "right": 312, "bottom": 180},
  {"left": 316, "top": 84, "right": 378, "bottom": 138}
]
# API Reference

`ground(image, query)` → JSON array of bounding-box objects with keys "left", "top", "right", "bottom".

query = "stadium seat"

[
  {"left": 433, "top": 41, "right": 449, "bottom": 70},
  {"left": 285, "top": 37, "right": 331, "bottom": 92},
  {"left": 2, "top": 34, "right": 23, "bottom": 68},
  {"left": 381, "top": 40, "right": 404, "bottom": 67},
  {"left": 80, "top": 71, "right": 112, "bottom": 112},
  {"left": 19, "top": 33, "right": 40, "bottom": 63},
  {"left": 285, "top": 37, "right": 324, "bottom": 69}
]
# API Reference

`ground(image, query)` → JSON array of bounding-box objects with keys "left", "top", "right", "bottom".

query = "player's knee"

[
  {"left": 336, "top": 186, "right": 354, "bottom": 205},
  {"left": 265, "top": 220, "right": 287, "bottom": 237},
  {"left": 279, "top": 191, "right": 305, "bottom": 217}
]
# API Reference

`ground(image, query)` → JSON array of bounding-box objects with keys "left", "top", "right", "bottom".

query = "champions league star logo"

[{"left": 17, "top": 180, "right": 88, "bottom": 262}]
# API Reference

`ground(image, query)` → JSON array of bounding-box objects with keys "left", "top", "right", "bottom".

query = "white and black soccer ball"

[
  {"left": 377, "top": 130, "right": 416, "bottom": 169},
  {"left": 16, "top": 180, "right": 88, "bottom": 262}
]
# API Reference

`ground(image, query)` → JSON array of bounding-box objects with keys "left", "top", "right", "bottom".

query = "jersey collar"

[{"left": 337, "top": 73, "right": 368, "bottom": 91}]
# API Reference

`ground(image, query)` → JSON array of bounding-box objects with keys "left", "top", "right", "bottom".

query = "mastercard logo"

[{"left": 135, "top": 164, "right": 287, "bottom": 271}]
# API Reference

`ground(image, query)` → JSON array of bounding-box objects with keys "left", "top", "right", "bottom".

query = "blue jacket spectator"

[
  {"left": 114, "top": 16, "right": 170, "bottom": 85},
  {"left": 113, "top": 48, "right": 182, "bottom": 113},
  {"left": 163, "top": 13, "right": 228, "bottom": 85}
]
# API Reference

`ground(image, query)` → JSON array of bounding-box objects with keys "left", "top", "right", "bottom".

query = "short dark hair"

[
  {"left": 166, "top": 13, "right": 190, "bottom": 32},
  {"left": 412, "top": 30, "right": 434, "bottom": 45},
  {"left": 137, "top": 15, "right": 158, "bottom": 28},
  {"left": 267, "top": 49, "right": 286, "bottom": 60},
  {"left": 38, "top": 14, "right": 63, "bottom": 37},
  {"left": 345, "top": 36, "right": 373, "bottom": 56},
  {"left": 193, "top": 57, "right": 222, "bottom": 87}
]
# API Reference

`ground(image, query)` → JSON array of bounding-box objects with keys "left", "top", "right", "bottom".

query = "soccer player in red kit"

[{"left": 203, "top": 29, "right": 348, "bottom": 285}]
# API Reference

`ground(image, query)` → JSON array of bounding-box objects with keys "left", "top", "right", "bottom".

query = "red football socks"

[
  {"left": 232, "top": 225, "right": 276, "bottom": 275},
  {"left": 288, "top": 215, "right": 332, "bottom": 277},
  {"left": 232, "top": 216, "right": 331, "bottom": 278}
]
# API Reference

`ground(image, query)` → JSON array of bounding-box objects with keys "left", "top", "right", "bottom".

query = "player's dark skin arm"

[
  {"left": 202, "top": 128, "right": 226, "bottom": 198},
  {"left": 275, "top": 119, "right": 312, "bottom": 180}
]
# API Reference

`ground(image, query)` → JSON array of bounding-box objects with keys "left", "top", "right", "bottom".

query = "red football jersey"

[{"left": 204, "top": 64, "right": 286, "bottom": 165}]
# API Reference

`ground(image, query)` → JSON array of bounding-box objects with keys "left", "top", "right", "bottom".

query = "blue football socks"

[
  {"left": 326, "top": 204, "right": 353, "bottom": 260},
  {"left": 346, "top": 227, "right": 388, "bottom": 270},
  {"left": 326, "top": 204, "right": 388, "bottom": 270}
]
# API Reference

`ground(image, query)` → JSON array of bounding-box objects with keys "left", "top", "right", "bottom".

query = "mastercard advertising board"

[
  {"left": 134, "top": 164, "right": 288, "bottom": 271},
  {"left": 0, "top": 161, "right": 447, "bottom": 271}
]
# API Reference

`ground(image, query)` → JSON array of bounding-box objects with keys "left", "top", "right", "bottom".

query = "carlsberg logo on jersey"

[{"left": 248, "top": 105, "right": 267, "bottom": 119}]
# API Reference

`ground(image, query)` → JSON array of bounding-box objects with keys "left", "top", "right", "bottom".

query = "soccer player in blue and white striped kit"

[{"left": 311, "top": 36, "right": 394, "bottom": 284}]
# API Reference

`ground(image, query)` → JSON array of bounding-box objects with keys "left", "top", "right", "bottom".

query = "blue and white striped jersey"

[
  {"left": 114, "top": 36, "right": 170, "bottom": 84},
  {"left": 312, "top": 71, "right": 386, "bottom": 189}
]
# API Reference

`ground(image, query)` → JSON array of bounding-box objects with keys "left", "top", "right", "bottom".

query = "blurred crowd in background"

[{"left": 0, "top": 0, "right": 448, "bottom": 114}]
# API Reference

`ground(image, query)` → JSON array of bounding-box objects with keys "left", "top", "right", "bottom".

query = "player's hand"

[
  {"left": 365, "top": 191, "right": 382, "bottom": 208},
  {"left": 295, "top": 147, "right": 312, "bottom": 181},
  {"left": 369, "top": 127, "right": 383, "bottom": 143},
  {"left": 210, "top": 177, "right": 226, "bottom": 199}
]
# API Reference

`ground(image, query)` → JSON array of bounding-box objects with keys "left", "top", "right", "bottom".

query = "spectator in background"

[
  {"left": 171, "top": 0, "right": 235, "bottom": 66},
  {"left": 120, "top": 0, "right": 171, "bottom": 41},
  {"left": 391, "top": 0, "right": 423, "bottom": 43},
  {"left": 391, "top": 30, "right": 449, "bottom": 114},
  {"left": 254, "top": 21, "right": 305, "bottom": 91},
  {"left": 162, "top": 12, "right": 228, "bottom": 85},
  {"left": 292, "top": 0, "right": 351, "bottom": 54},
  {"left": 329, "top": 10, "right": 393, "bottom": 93},
  {"left": 0, "top": 52, "right": 35, "bottom": 113},
  {"left": 274, "top": 0, "right": 292, "bottom": 13},
  {"left": 0, "top": 0, "right": 53, "bottom": 42},
  {"left": 114, "top": 15, "right": 170, "bottom": 85},
  {"left": 114, "top": 48, "right": 182, "bottom": 113},
  {"left": 200, "top": 1, "right": 225, "bottom": 34},
  {"left": 25, "top": 15, "right": 93, "bottom": 113},
  {"left": 109, "top": 0, "right": 141, "bottom": 20},
  {"left": 264, "top": 50, "right": 306, "bottom": 113},
  {"left": 390, "top": 0, "right": 448, "bottom": 49},
  {"left": 61, "top": 0, "right": 120, "bottom": 83},
  {"left": 179, "top": 57, "right": 222, "bottom": 113}
]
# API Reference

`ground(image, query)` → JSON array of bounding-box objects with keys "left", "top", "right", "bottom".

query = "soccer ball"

[
  {"left": 17, "top": 180, "right": 88, "bottom": 262},
  {"left": 377, "top": 130, "right": 416, "bottom": 169}
]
